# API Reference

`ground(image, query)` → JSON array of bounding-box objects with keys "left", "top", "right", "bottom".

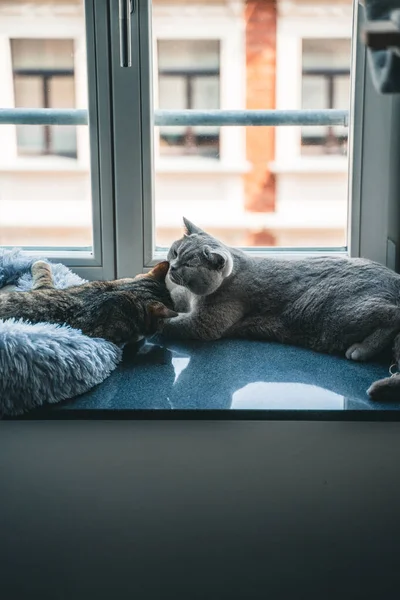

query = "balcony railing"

[{"left": 0, "top": 108, "right": 349, "bottom": 127}]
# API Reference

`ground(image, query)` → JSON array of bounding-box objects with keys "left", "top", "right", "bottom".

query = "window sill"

[
  {"left": 155, "top": 158, "right": 251, "bottom": 175},
  {"left": 269, "top": 157, "right": 348, "bottom": 174},
  {"left": 0, "top": 158, "right": 89, "bottom": 173},
  {"left": 0, "top": 199, "right": 91, "bottom": 227},
  {"left": 16, "top": 339, "right": 400, "bottom": 418},
  {"left": 155, "top": 205, "right": 347, "bottom": 230}
]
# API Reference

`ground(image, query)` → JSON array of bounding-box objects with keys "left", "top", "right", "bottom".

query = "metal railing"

[{"left": 0, "top": 108, "right": 349, "bottom": 127}]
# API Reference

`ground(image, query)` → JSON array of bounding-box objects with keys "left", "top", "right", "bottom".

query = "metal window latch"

[{"left": 119, "top": 0, "right": 135, "bottom": 68}]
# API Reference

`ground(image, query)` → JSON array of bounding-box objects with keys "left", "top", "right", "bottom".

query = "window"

[
  {"left": 157, "top": 40, "right": 220, "bottom": 159},
  {"left": 11, "top": 39, "right": 77, "bottom": 159},
  {"left": 0, "top": 1, "right": 381, "bottom": 277},
  {"left": 301, "top": 38, "right": 351, "bottom": 156},
  {"left": 0, "top": 1, "right": 115, "bottom": 279},
  {"left": 150, "top": 1, "right": 354, "bottom": 252}
]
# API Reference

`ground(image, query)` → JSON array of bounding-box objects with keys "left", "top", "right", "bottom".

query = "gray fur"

[
  {"left": 164, "top": 218, "right": 400, "bottom": 401},
  {"left": 0, "top": 318, "right": 122, "bottom": 416}
]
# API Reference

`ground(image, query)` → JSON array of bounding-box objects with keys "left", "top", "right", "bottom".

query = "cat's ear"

[
  {"left": 203, "top": 245, "right": 226, "bottom": 270},
  {"left": 183, "top": 217, "right": 205, "bottom": 237},
  {"left": 144, "top": 261, "right": 170, "bottom": 282},
  {"left": 148, "top": 302, "right": 178, "bottom": 319}
]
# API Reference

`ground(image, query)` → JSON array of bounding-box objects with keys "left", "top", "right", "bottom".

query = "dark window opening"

[
  {"left": 301, "top": 39, "right": 351, "bottom": 156},
  {"left": 157, "top": 40, "right": 220, "bottom": 159},
  {"left": 11, "top": 39, "right": 77, "bottom": 159}
]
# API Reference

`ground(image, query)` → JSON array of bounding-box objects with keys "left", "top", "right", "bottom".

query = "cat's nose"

[{"left": 169, "top": 264, "right": 177, "bottom": 274}]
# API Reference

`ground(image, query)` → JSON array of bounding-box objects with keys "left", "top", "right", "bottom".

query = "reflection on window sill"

[
  {"left": 155, "top": 158, "right": 251, "bottom": 175},
  {"left": 0, "top": 158, "right": 89, "bottom": 173},
  {"left": 269, "top": 157, "right": 348, "bottom": 175}
]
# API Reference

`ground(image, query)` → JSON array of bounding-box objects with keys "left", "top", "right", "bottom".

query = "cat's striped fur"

[{"left": 0, "top": 261, "right": 177, "bottom": 345}]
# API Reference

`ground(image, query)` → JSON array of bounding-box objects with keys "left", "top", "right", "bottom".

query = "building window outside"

[
  {"left": 301, "top": 38, "right": 351, "bottom": 156},
  {"left": 157, "top": 39, "right": 220, "bottom": 159},
  {"left": 11, "top": 39, "right": 77, "bottom": 159}
]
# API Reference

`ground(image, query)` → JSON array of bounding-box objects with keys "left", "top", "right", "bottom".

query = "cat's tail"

[
  {"left": 31, "top": 261, "right": 54, "bottom": 290},
  {"left": 368, "top": 332, "right": 400, "bottom": 401}
]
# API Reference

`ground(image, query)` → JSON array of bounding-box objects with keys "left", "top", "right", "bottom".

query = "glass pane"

[
  {"left": 159, "top": 75, "right": 187, "bottom": 142},
  {"left": 14, "top": 76, "right": 45, "bottom": 154},
  {"left": 302, "top": 76, "right": 327, "bottom": 110},
  {"left": 11, "top": 39, "right": 75, "bottom": 70},
  {"left": 301, "top": 37, "right": 351, "bottom": 157},
  {"left": 1, "top": 4, "right": 93, "bottom": 249},
  {"left": 158, "top": 40, "right": 220, "bottom": 70},
  {"left": 301, "top": 76, "right": 328, "bottom": 141},
  {"left": 13, "top": 75, "right": 43, "bottom": 108},
  {"left": 48, "top": 76, "right": 75, "bottom": 109},
  {"left": 15, "top": 124, "right": 45, "bottom": 155},
  {"left": 48, "top": 77, "right": 77, "bottom": 157},
  {"left": 302, "top": 38, "right": 351, "bottom": 70},
  {"left": 152, "top": 0, "right": 353, "bottom": 250},
  {"left": 157, "top": 40, "right": 220, "bottom": 158},
  {"left": 333, "top": 74, "right": 350, "bottom": 138},
  {"left": 192, "top": 76, "right": 219, "bottom": 135}
]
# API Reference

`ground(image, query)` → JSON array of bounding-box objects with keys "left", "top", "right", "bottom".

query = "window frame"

[
  {"left": 0, "top": 0, "right": 391, "bottom": 278},
  {"left": 348, "top": 0, "right": 399, "bottom": 267},
  {"left": 0, "top": 0, "right": 115, "bottom": 280},
  {"left": 125, "top": 0, "right": 358, "bottom": 273}
]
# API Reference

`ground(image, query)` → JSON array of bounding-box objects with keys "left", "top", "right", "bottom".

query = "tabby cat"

[
  {"left": 164, "top": 218, "right": 400, "bottom": 401},
  {"left": 0, "top": 260, "right": 177, "bottom": 345}
]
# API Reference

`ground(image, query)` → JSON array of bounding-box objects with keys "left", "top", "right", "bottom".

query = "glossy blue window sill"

[{"left": 18, "top": 337, "right": 400, "bottom": 419}]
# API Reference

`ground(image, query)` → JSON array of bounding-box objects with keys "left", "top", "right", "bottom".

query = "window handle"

[{"left": 119, "top": 0, "right": 134, "bottom": 67}]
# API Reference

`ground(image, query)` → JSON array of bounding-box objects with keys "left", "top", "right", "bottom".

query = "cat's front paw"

[{"left": 345, "top": 343, "right": 370, "bottom": 361}]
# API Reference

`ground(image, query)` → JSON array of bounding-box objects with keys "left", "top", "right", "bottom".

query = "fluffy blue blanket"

[{"left": 0, "top": 249, "right": 122, "bottom": 416}]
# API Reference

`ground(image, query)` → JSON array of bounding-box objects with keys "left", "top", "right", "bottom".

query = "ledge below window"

[
  {"left": 0, "top": 158, "right": 88, "bottom": 173},
  {"left": 12, "top": 339, "right": 400, "bottom": 420},
  {"left": 269, "top": 157, "right": 348, "bottom": 175},
  {"left": 155, "top": 158, "right": 251, "bottom": 175}
]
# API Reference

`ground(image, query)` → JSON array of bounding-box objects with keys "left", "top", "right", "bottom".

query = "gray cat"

[{"left": 163, "top": 217, "right": 400, "bottom": 401}]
